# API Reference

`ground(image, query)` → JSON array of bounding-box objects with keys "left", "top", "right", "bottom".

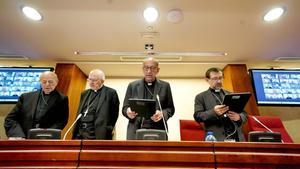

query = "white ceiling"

[{"left": 0, "top": 0, "right": 300, "bottom": 77}]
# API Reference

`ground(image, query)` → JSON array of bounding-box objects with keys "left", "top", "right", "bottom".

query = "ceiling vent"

[
  {"left": 140, "top": 32, "right": 160, "bottom": 39},
  {"left": 275, "top": 57, "right": 300, "bottom": 61},
  {"left": 120, "top": 56, "right": 182, "bottom": 62},
  {"left": 0, "top": 54, "right": 28, "bottom": 60}
]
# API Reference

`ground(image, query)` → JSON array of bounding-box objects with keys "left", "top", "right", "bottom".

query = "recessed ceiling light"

[
  {"left": 21, "top": 6, "right": 43, "bottom": 21},
  {"left": 263, "top": 7, "right": 284, "bottom": 22},
  {"left": 143, "top": 7, "right": 159, "bottom": 23},
  {"left": 167, "top": 9, "right": 183, "bottom": 23}
]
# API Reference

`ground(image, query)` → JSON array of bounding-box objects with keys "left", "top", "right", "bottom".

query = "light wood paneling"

[{"left": 55, "top": 63, "right": 87, "bottom": 139}]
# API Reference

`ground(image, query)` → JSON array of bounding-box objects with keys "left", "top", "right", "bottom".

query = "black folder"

[
  {"left": 129, "top": 98, "right": 156, "bottom": 119},
  {"left": 222, "top": 92, "right": 251, "bottom": 113}
]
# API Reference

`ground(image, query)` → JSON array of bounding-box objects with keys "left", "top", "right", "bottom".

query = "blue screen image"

[
  {"left": 0, "top": 67, "right": 52, "bottom": 103},
  {"left": 250, "top": 69, "right": 300, "bottom": 105}
]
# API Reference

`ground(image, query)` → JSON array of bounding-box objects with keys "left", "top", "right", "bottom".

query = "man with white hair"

[
  {"left": 4, "top": 71, "right": 69, "bottom": 139},
  {"left": 72, "top": 69, "right": 120, "bottom": 140}
]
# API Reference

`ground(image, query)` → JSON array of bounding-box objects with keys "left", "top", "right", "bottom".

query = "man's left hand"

[
  {"left": 227, "top": 111, "right": 241, "bottom": 121},
  {"left": 151, "top": 110, "right": 163, "bottom": 122}
]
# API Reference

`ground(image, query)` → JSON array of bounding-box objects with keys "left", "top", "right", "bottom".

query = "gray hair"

[
  {"left": 39, "top": 71, "right": 58, "bottom": 82},
  {"left": 143, "top": 57, "right": 159, "bottom": 67},
  {"left": 89, "top": 69, "right": 106, "bottom": 80}
]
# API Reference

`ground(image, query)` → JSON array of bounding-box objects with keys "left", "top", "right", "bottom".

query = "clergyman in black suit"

[
  {"left": 72, "top": 69, "right": 119, "bottom": 140},
  {"left": 4, "top": 71, "right": 69, "bottom": 139},
  {"left": 194, "top": 67, "right": 247, "bottom": 142},
  {"left": 122, "top": 57, "right": 175, "bottom": 140}
]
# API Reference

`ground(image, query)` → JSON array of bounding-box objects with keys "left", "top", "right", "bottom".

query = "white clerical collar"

[{"left": 92, "top": 84, "right": 104, "bottom": 92}]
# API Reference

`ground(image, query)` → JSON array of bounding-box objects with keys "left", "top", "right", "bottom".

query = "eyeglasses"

[
  {"left": 209, "top": 77, "right": 224, "bottom": 81},
  {"left": 143, "top": 66, "right": 158, "bottom": 71},
  {"left": 87, "top": 78, "right": 99, "bottom": 83},
  {"left": 41, "top": 80, "right": 55, "bottom": 85}
]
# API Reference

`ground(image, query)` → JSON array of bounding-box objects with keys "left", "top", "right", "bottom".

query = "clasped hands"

[
  {"left": 214, "top": 105, "right": 241, "bottom": 121},
  {"left": 127, "top": 107, "right": 163, "bottom": 122}
]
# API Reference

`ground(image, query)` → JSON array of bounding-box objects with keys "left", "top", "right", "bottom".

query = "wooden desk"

[
  {"left": 214, "top": 142, "right": 300, "bottom": 169},
  {"left": 80, "top": 140, "right": 215, "bottom": 168},
  {"left": 0, "top": 140, "right": 81, "bottom": 168},
  {"left": 0, "top": 140, "right": 299, "bottom": 169}
]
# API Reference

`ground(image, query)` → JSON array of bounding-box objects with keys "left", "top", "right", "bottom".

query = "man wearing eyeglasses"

[
  {"left": 194, "top": 67, "right": 247, "bottom": 142},
  {"left": 72, "top": 69, "right": 119, "bottom": 140},
  {"left": 4, "top": 71, "right": 69, "bottom": 139},
  {"left": 122, "top": 57, "right": 175, "bottom": 140}
]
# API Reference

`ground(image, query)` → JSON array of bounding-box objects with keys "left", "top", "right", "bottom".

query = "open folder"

[
  {"left": 129, "top": 98, "right": 156, "bottom": 119},
  {"left": 222, "top": 92, "right": 251, "bottom": 113}
]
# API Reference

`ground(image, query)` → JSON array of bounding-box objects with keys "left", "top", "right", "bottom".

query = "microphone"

[
  {"left": 156, "top": 95, "right": 169, "bottom": 135},
  {"left": 63, "top": 113, "right": 82, "bottom": 140},
  {"left": 251, "top": 116, "right": 284, "bottom": 143}
]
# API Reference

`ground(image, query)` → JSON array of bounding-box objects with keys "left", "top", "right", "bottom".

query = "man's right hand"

[
  {"left": 127, "top": 107, "right": 138, "bottom": 119},
  {"left": 214, "top": 105, "right": 229, "bottom": 116}
]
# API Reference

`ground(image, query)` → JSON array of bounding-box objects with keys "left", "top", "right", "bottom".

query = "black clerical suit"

[
  {"left": 122, "top": 79, "right": 175, "bottom": 140},
  {"left": 194, "top": 88, "right": 247, "bottom": 141},
  {"left": 72, "top": 85, "right": 119, "bottom": 140},
  {"left": 4, "top": 89, "right": 69, "bottom": 138}
]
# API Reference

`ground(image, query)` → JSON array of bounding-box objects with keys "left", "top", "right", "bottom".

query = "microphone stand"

[
  {"left": 63, "top": 113, "right": 82, "bottom": 140},
  {"left": 252, "top": 116, "right": 273, "bottom": 133},
  {"left": 156, "top": 95, "right": 169, "bottom": 135}
]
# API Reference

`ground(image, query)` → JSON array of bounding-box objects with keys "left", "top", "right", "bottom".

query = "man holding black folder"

[
  {"left": 194, "top": 67, "right": 247, "bottom": 141},
  {"left": 122, "top": 57, "right": 175, "bottom": 140}
]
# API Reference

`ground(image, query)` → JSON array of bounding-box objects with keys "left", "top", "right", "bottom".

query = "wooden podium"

[{"left": 0, "top": 140, "right": 299, "bottom": 168}]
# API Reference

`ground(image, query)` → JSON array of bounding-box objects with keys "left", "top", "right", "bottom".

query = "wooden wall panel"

[
  {"left": 55, "top": 64, "right": 87, "bottom": 139},
  {"left": 223, "top": 64, "right": 259, "bottom": 116}
]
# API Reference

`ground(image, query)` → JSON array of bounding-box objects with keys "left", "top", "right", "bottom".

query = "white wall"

[{"left": 104, "top": 78, "right": 208, "bottom": 141}]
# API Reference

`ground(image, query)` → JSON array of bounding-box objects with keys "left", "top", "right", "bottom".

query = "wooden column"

[
  {"left": 223, "top": 64, "right": 260, "bottom": 116},
  {"left": 55, "top": 63, "right": 87, "bottom": 139}
]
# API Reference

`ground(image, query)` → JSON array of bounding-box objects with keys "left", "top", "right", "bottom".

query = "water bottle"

[{"left": 205, "top": 131, "right": 217, "bottom": 142}]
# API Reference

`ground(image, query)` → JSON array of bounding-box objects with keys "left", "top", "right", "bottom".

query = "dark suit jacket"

[
  {"left": 122, "top": 79, "right": 175, "bottom": 140},
  {"left": 194, "top": 89, "right": 247, "bottom": 141},
  {"left": 4, "top": 90, "right": 69, "bottom": 138},
  {"left": 72, "top": 86, "right": 119, "bottom": 140}
]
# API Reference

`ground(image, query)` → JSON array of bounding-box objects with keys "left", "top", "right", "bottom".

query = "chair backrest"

[
  {"left": 248, "top": 115, "right": 293, "bottom": 143},
  {"left": 179, "top": 119, "right": 205, "bottom": 141}
]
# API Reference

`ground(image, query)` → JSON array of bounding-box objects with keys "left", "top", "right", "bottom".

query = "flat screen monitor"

[
  {"left": 0, "top": 67, "right": 53, "bottom": 103},
  {"left": 249, "top": 69, "right": 300, "bottom": 106}
]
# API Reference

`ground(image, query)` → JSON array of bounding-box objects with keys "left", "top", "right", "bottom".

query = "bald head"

[
  {"left": 39, "top": 71, "right": 58, "bottom": 94},
  {"left": 143, "top": 57, "right": 159, "bottom": 67},
  {"left": 142, "top": 57, "right": 160, "bottom": 83}
]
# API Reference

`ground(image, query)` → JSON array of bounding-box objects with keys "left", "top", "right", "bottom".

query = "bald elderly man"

[
  {"left": 72, "top": 69, "right": 120, "bottom": 140},
  {"left": 4, "top": 71, "right": 69, "bottom": 139}
]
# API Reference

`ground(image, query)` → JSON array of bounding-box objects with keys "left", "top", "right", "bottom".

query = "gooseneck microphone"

[
  {"left": 156, "top": 95, "right": 169, "bottom": 135},
  {"left": 252, "top": 116, "right": 273, "bottom": 133},
  {"left": 63, "top": 113, "right": 82, "bottom": 140}
]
